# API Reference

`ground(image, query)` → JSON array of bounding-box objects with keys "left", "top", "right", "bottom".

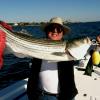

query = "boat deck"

[{"left": 75, "top": 66, "right": 100, "bottom": 100}]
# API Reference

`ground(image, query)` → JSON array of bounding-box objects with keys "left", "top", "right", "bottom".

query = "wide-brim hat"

[{"left": 42, "top": 17, "right": 70, "bottom": 34}]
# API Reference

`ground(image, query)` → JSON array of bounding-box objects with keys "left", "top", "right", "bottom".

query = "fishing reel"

[{"left": 91, "top": 39, "right": 100, "bottom": 46}]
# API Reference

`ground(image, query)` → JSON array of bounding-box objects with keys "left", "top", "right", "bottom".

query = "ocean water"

[{"left": 0, "top": 21, "right": 100, "bottom": 90}]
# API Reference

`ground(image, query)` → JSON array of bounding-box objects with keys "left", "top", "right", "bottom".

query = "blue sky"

[{"left": 0, "top": 0, "right": 100, "bottom": 22}]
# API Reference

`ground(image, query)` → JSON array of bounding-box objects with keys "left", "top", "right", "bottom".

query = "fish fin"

[{"left": 52, "top": 52, "right": 66, "bottom": 56}]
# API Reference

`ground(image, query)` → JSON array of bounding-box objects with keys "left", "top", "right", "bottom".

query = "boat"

[
  {"left": 0, "top": 65, "right": 100, "bottom": 100},
  {"left": 0, "top": 55, "right": 100, "bottom": 100}
]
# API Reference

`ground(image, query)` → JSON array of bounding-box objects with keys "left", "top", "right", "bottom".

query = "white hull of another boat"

[{"left": 0, "top": 67, "right": 100, "bottom": 100}]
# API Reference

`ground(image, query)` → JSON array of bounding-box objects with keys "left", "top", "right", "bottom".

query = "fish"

[{"left": 0, "top": 25, "right": 91, "bottom": 61}]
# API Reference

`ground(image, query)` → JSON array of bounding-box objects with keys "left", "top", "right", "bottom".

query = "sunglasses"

[{"left": 46, "top": 24, "right": 64, "bottom": 33}]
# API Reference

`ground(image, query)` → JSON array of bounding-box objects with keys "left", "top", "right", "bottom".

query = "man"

[
  {"left": 0, "top": 21, "right": 12, "bottom": 69},
  {"left": 27, "top": 17, "right": 78, "bottom": 100},
  {"left": 0, "top": 29, "right": 6, "bottom": 69},
  {"left": 96, "top": 35, "right": 100, "bottom": 43}
]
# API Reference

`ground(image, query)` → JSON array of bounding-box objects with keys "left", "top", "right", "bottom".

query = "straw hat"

[{"left": 43, "top": 17, "right": 70, "bottom": 34}]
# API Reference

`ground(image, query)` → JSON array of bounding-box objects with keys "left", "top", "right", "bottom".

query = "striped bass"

[{"left": 0, "top": 25, "right": 91, "bottom": 61}]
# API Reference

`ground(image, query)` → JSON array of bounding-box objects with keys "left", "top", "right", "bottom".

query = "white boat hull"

[{"left": 0, "top": 79, "right": 28, "bottom": 100}]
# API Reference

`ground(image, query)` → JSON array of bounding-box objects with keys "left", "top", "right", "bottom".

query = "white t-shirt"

[{"left": 39, "top": 60, "right": 58, "bottom": 94}]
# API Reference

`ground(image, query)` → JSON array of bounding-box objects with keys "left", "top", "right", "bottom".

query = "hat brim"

[{"left": 41, "top": 23, "right": 70, "bottom": 34}]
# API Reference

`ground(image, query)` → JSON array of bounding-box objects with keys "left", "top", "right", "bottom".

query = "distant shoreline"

[{"left": 9, "top": 20, "right": 100, "bottom": 26}]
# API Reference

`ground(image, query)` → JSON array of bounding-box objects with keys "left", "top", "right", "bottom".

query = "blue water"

[
  {"left": 13, "top": 21, "right": 100, "bottom": 39},
  {"left": 0, "top": 21, "right": 100, "bottom": 90}
]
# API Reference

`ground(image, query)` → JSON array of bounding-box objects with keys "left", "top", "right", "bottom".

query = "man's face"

[
  {"left": 46, "top": 24, "right": 64, "bottom": 40},
  {"left": 48, "top": 28, "right": 63, "bottom": 40}
]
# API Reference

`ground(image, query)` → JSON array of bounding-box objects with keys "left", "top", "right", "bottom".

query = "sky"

[{"left": 0, "top": 0, "right": 100, "bottom": 23}]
